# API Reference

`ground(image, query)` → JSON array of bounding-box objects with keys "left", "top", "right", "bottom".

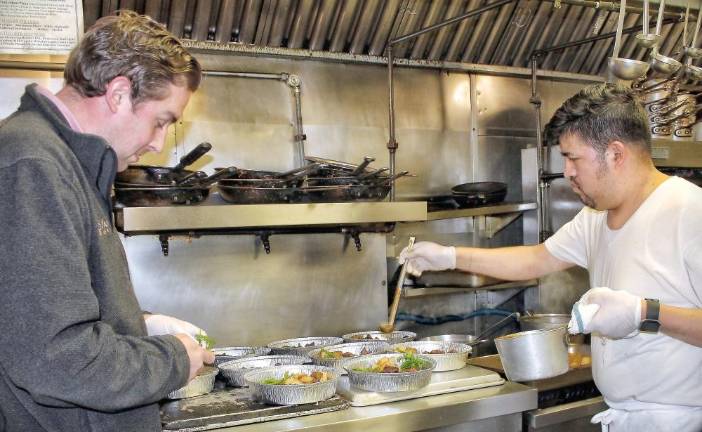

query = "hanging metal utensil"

[
  {"left": 636, "top": 0, "right": 663, "bottom": 48},
  {"left": 683, "top": 0, "right": 702, "bottom": 59},
  {"left": 649, "top": 0, "right": 683, "bottom": 75},
  {"left": 609, "top": 0, "right": 651, "bottom": 81},
  {"left": 380, "top": 237, "right": 416, "bottom": 334}
]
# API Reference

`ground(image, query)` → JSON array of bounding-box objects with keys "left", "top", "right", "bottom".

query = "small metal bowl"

[
  {"left": 308, "top": 341, "right": 390, "bottom": 373},
  {"left": 344, "top": 353, "right": 436, "bottom": 392},
  {"left": 342, "top": 330, "right": 416, "bottom": 344},
  {"left": 244, "top": 364, "right": 339, "bottom": 405},
  {"left": 218, "top": 355, "right": 310, "bottom": 387},
  {"left": 390, "top": 341, "right": 471, "bottom": 372},
  {"left": 608, "top": 57, "right": 650, "bottom": 81},
  {"left": 166, "top": 366, "right": 219, "bottom": 400},
  {"left": 213, "top": 346, "right": 271, "bottom": 366},
  {"left": 267, "top": 336, "right": 344, "bottom": 356}
]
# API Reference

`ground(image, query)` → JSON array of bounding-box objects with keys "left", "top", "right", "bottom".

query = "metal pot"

[
  {"left": 494, "top": 327, "right": 569, "bottom": 382},
  {"left": 519, "top": 313, "right": 570, "bottom": 331}
]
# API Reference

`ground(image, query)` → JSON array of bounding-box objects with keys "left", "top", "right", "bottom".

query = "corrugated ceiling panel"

[{"left": 82, "top": 0, "right": 700, "bottom": 78}]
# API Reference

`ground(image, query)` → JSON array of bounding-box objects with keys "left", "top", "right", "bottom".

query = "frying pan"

[
  {"left": 115, "top": 142, "right": 212, "bottom": 185},
  {"left": 451, "top": 182, "right": 508, "bottom": 205}
]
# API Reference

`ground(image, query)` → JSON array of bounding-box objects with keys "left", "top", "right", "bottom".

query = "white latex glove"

[
  {"left": 144, "top": 314, "right": 205, "bottom": 340},
  {"left": 574, "top": 287, "right": 642, "bottom": 339},
  {"left": 398, "top": 241, "right": 456, "bottom": 277}
]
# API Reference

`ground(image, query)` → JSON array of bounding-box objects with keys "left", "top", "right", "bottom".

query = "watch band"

[{"left": 639, "top": 298, "right": 661, "bottom": 333}]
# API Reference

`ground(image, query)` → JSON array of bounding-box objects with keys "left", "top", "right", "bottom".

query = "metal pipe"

[
  {"left": 290, "top": 77, "right": 307, "bottom": 169},
  {"left": 202, "top": 71, "right": 288, "bottom": 80},
  {"left": 532, "top": 17, "right": 679, "bottom": 57},
  {"left": 530, "top": 56, "right": 546, "bottom": 243},
  {"left": 556, "top": 0, "right": 689, "bottom": 19},
  {"left": 389, "top": 0, "right": 515, "bottom": 47},
  {"left": 387, "top": 46, "right": 397, "bottom": 201}
]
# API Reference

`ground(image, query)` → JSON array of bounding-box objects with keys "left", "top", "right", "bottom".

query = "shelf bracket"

[
  {"left": 476, "top": 212, "right": 523, "bottom": 239},
  {"left": 158, "top": 234, "right": 170, "bottom": 256}
]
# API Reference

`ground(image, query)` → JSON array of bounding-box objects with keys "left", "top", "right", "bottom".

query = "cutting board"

[{"left": 336, "top": 365, "right": 504, "bottom": 407}]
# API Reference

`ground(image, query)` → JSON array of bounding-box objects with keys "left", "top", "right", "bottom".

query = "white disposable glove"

[
  {"left": 397, "top": 241, "right": 456, "bottom": 277},
  {"left": 572, "top": 287, "right": 642, "bottom": 339},
  {"left": 144, "top": 314, "right": 205, "bottom": 340}
]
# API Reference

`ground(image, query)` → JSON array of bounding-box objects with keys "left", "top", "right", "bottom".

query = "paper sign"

[{"left": 0, "top": 0, "right": 83, "bottom": 54}]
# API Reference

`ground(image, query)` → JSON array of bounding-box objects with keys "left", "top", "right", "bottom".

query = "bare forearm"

[
  {"left": 454, "top": 244, "right": 571, "bottom": 281},
  {"left": 645, "top": 302, "right": 702, "bottom": 347}
]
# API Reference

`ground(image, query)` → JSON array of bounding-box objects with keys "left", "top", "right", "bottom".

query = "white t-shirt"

[{"left": 545, "top": 176, "right": 702, "bottom": 409}]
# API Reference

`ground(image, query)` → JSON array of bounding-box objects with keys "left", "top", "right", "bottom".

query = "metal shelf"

[
  {"left": 116, "top": 201, "right": 427, "bottom": 233},
  {"left": 425, "top": 202, "right": 536, "bottom": 221}
]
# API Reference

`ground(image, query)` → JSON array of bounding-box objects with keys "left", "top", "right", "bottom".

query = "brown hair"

[
  {"left": 544, "top": 83, "right": 651, "bottom": 158},
  {"left": 64, "top": 10, "right": 201, "bottom": 105}
]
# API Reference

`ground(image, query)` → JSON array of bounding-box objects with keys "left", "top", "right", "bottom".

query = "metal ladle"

[
  {"left": 636, "top": 0, "right": 663, "bottom": 48},
  {"left": 682, "top": 0, "right": 702, "bottom": 58},
  {"left": 380, "top": 236, "right": 416, "bottom": 333},
  {"left": 609, "top": 0, "right": 650, "bottom": 81}
]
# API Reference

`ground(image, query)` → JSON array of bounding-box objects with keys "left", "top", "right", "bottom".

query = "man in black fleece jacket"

[{"left": 0, "top": 11, "right": 214, "bottom": 432}]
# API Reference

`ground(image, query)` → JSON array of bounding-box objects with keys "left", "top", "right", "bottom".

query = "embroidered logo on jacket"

[{"left": 97, "top": 218, "right": 112, "bottom": 236}]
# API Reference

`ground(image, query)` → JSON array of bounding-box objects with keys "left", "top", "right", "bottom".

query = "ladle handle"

[
  {"left": 387, "top": 237, "right": 416, "bottom": 327},
  {"left": 643, "top": 0, "right": 649, "bottom": 35},
  {"left": 691, "top": 0, "right": 701, "bottom": 47},
  {"left": 613, "top": 0, "right": 627, "bottom": 58},
  {"left": 655, "top": 0, "right": 666, "bottom": 35}
]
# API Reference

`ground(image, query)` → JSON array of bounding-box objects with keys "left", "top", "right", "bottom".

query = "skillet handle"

[{"left": 173, "top": 142, "right": 212, "bottom": 171}]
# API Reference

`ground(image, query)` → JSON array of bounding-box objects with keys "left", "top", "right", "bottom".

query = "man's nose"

[
  {"left": 149, "top": 127, "right": 168, "bottom": 153},
  {"left": 563, "top": 159, "right": 575, "bottom": 178}
]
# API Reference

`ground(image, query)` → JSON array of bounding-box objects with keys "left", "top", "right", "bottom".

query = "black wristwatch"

[{"left": 639, "top": 298, "right": 661, "bottom": 333}]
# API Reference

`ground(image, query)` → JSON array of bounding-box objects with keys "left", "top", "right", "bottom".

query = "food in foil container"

[
  {"left": 341, "top": 330, "right": 416, "bottom": 344},
  {"left": 267, "top": 336, "right": 344, "bottom": 356},
  {"left": 166, "top": 366, "right": 218, "bottom": 400},
  {"left": 244, "top": 364, "right": 339, "bottom": 405},
  {"left": 309, "top": 341, "right": 390, "bottom": 374},
  {"left": 344, "top": 353, "right": 435, "bottom": 392},
  {"left": 391, "top": 341, "right": 471, "bottom": 372},
  {"left": 218, "top": 354, "right": 310, "bottom": 387},
  {"left": 212, "top": 346, "right": 271, "bottom": 366}
]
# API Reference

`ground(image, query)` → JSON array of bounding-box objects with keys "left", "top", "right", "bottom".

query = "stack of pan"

[
  {"left": 114, "top": 142, "right": 236, "bottom": 207},
  {"left": 216, "top": 156, "right": 411, "bottom": 204}
]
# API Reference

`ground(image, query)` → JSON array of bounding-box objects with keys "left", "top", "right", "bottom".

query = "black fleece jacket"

[{"left": 0, "top": 84, "right": 189, "bottom": 431}]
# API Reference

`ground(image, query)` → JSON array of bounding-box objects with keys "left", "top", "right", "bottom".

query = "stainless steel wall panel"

[
  {"left": 368, "top": 0, "right": 403, "bottom": 56},
  {"left": 473, "top": 75, "right": 534, "bottom": 136},
  {"left": 308, "top": 0, "right": 338, "bottom": 51},
  {"left": 329, "top": 0, "right": 361, "bottom": 52},
  {"left": 124, "top": 233, "right": 388, "bottom": 346}
]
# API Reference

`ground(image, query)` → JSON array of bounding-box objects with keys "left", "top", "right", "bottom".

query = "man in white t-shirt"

[{"left": 399, "top": 84, "right": 702, "bottom": 431}]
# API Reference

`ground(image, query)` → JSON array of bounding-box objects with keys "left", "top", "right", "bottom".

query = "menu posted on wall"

[{"left": 0, "top": 0, "right": 83, "bottom": 54}]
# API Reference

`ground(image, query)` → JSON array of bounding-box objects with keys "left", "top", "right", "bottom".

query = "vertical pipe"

[
  {"left": 387, "top": 46, "right": 397, "bottom": 201},
  {"left": 531, "top": 56, "right": 546, "bottom": 242},
  {"left": 293, "top": 83, "right": 306, "bottom": 168}
]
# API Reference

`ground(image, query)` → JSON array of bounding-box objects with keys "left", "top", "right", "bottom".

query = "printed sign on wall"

[{"left": 0, "top": 0, "right": 83, "bottom": 54}]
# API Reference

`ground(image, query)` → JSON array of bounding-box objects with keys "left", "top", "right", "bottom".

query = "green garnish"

[
  {"left": 262, "top": 372, "right": 291, "bottom": 385},
  {"left": 195, "top": 331, "right": 215, "bottom": 350},
  {"left": 400, "top": 353, "right": 429, "bottom": 370}
]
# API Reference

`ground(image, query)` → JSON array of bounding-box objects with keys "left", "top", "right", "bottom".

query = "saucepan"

[{"left": 495, "top": 326, "right": 569, "bottom": 381}]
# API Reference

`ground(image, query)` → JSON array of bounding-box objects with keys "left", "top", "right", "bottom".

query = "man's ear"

[
  {"left": 606, "top": 140, "right": 626, "bottom": 168},
  {"left": 104, "top": 77, "right": 132, "bottom": 113}
]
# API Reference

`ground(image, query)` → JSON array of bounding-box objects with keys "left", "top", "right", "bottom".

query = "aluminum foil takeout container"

[
  {"left": 212, "top": 346, "right": 271, "bottom": 366},
  {"left": 218, "top": 354, "right": 310, "bottom": 387},
  {"left": 390, "top": 340, "right": 471, "bottom": 372},
  {"left": 341, "top": 330, "right": 416, "bottom": 344},
  {"left": 267, "top": 336, "right": 344, "bottom": 356},
  {"left": 166, "top": 366, "right": 219, "bottom": 400},
  {"left": 244, "top": 364, "right": 339, "bottom": 405},
  {"left": 308, "top": 341, "right": 390, "bottom": 373},
  {"left": 344, "top": 352, "right": 436, "bottom": 392}
]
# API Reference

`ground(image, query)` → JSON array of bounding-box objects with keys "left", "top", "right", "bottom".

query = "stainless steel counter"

[{"left": 213, "top": 382, "right": 536, "bottom": 432}]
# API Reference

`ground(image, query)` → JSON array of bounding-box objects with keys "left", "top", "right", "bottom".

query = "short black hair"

[{"left": 543, "top": 83, "right": 651, "bottom": 157}]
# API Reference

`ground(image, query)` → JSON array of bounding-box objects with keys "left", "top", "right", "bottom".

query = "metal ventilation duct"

[{"left": 83, "top": 0, "right": 700, "bottom": 78}]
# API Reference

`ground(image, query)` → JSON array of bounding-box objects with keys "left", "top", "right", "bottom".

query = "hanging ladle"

[
  {"left": 649, "top": 0, "right": 683, "bottom": 75},
  {"left": 609, "top": 0, "right": 650, "bottom": 80},
  {"left": 682, "top": 0, "right": 702, "bottom": 58},
  {"left": 636, "top": 0, "right": 663, "bottom": 48},
  {"left": 380, "top": 236, "right": 415, "bottom": 333}
]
